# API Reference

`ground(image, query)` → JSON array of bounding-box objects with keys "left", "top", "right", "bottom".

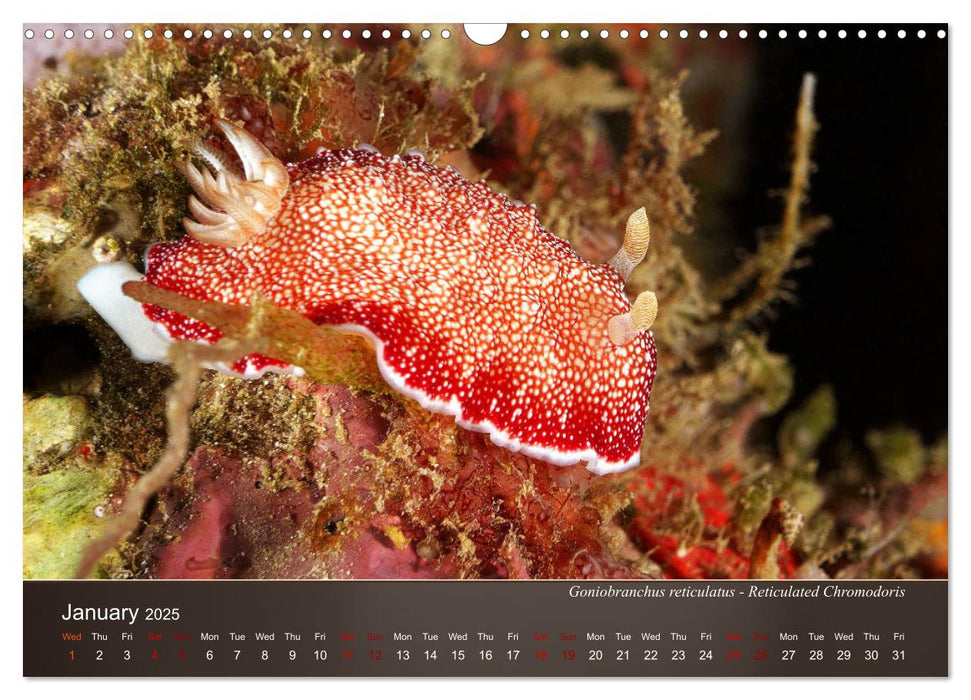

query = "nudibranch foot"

[
  {"left": 76, "top": 262, "right": 172, "bottom": 363},
  {"left": 78, "top": 122, "right": 661, "bottom": 475},
  {"left": 78, "top": 261, "right": 305, "bottom": 380}
]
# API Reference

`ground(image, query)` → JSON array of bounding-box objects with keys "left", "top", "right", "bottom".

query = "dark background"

[{"left": 692, "top": 27, "right": 948, "bottom": 451}]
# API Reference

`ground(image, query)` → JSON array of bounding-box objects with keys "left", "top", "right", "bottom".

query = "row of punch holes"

[{"left": 23, "top": 25, "right": 948, "bottom": 43}]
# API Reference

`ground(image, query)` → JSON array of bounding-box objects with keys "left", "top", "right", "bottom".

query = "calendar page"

[{"left": 21, "top": 21, "right": 948, "bottom": 678}]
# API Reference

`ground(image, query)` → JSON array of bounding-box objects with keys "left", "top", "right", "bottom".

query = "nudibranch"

[{"left": 78, "top": 120, "right": 659, "bottom": 474}]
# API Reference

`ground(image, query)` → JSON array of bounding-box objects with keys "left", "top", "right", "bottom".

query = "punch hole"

[
  {"left": 718, "top": 29, "right": 727, "bottom": 39},
  {"left": 758, "top": 29, "right": 767, "bottom": 39},
  {"left": 124, "top": 29, "right": 133, "bottom": 39},
  {"left": 343, "top": 29, "right": 352, "bottom": 39},
  {"left": 778, "top": 29, "right": 787, "bottom": 39},
  {"left": 580, "top": 29, "right": 589, "bottom": 39},
  {"left": 698, "top": 29, "right": 708, "bottom": 39},
  {"left": 382, "top": 29, "right": 391, "bottom": 39},
  {"left": 838, "top": 30, "right": 847, "bottom": 38},
  {"left": 182, "top": 29, "right": 192, "bottom": 39},
  {"left": 24, "top": 29, "right": 34, "bottom": 39},
  {"left": 401, "top": 29, "right": 410, "bottom": 39},
  {"left": 540, "top": 29, "right": 550, "bottom": 39},
  {"left": 283, "top": 28, "right": 292, "bottom": 39},
  {"left": 203, "top": 29, "right": 213, "bottom": 39},
  {"left": 679, "top": 29, "right": 688, "bottom": 39},
  {"left": 441, "top": 29, "right": 451, "bottom": 39},
  {"left": 362, "top": 29, "right": 372, "bottom": 39},
  {"left": 937, "top": 29, "right": 946, "bottom": 38},
  {"left": 223, "top": 29, "right": 233, "bottom": 39},
  {"left": 560, "top": 29, "right": 569, "bottom": 39},
  {"left": 798, "top": 29, "right": 807, "bottom": 39},
  {"left": 738, "top": 29, "right": 748, "bottom": 38},
  {"left": 620, "top": 29, "right": 629, "bottom": 39},
  {"left": 64, "top": 29, "right": 74, "bottom": 39},
  {"left": 303, "top": 29, "right": 312, "bottom": 39},
  {"left": 520, "top": 29, "right": 529, "bottom": 39},
  {"left": 898, "top": 29, "right": 906, "bottom": 38},
  {"left": 818, "top": 29, "right": 827, "bottom": 38},
  {"left": 878, "top": 29, "right": 886, "bottom": 38},
  {"left": 105, "top": 29, "right": 114, "bottom": 39},
  {"left": 659, "top": 29, "right": 668, "bottom": 39},
  {"left": 243, "top": 29, "right": 253, "bottom": 39},
  {"left": 263, "top": 29, "right": 272, "bottom": 39},
  {"left": 421, "top": 29, "right": 431, "bottom": 39},
  {"left": 600, "top": 29, "right": 609, "bottom": 39},
  {"left": 641, "top": 29, "right": 649, "bottom": 39},
  {"left": 918, "top": 30, "right": 926, "bottom": 38},
  {"left": 163, "top": 29, "right": 173, "bottom": 39},
  {"left": 858, "top": 29, "right": 867, "bottom": 38},
  {"left": 323, "top": 30, "right": 332, "bottom": 39},
  {"left": 464, "top": 24, "right": 507, "bottom": 46}
]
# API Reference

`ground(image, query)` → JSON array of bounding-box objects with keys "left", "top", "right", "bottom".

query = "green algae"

[{"left": 23, "top": 460, "right": 124, "bottom": 579}]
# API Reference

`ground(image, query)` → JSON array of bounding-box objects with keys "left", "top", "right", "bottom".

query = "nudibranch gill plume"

[{"left": 78, "top": 120, "right": 659, "bottom": 474}]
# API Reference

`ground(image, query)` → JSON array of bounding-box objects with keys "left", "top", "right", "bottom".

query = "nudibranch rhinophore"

[{"left": 78, "top": 120, "right": 659, "bottom": 474}]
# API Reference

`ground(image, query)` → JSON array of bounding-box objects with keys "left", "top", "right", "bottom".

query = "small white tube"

[{"left": 76, "top": 262, "right": 171, "bottom": 363}]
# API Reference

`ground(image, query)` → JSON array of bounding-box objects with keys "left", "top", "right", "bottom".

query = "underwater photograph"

[{"left": 22, "top": 23, "right": 947, "bottom": 581}]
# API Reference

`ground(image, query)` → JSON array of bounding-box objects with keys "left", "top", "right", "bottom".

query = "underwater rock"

[
  {"left": 23, "top": 394, "right": 90, "bottom": 467},
  {"left": 139, "top": 379, "right": 645, "bottom": 579},
  {"left": 23, "top": 453, "right": 130, "bottom": 579},
  {"left": 144, "top": 447, "right": 318, "bottom": 578}
]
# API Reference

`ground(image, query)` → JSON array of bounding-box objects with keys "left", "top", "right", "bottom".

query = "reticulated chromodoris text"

[{"left": 78, "top": 121, "right": 659, "bottom": 474}]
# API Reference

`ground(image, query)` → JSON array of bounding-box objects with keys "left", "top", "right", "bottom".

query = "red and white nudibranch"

[{"left": 78, "top": 120, "right": 659, "bottom": 474}]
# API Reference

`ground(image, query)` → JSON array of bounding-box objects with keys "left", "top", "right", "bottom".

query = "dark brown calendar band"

[{"left": 23, "top": 580, "right": 947, "bottom": 677}]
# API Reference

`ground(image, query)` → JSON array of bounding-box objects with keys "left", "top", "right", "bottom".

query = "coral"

[{"left": 22, "top": 24, "right": 946, "bottom": 580}]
